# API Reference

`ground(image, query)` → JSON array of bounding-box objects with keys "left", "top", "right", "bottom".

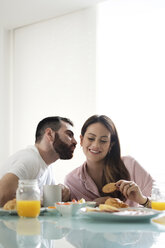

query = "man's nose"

[{"left": 72, "top": 137, "right": 77, "bottom": 146}]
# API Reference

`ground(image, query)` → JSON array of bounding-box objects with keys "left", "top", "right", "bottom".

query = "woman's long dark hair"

[{"left": 81, "top": 115, "right": 130, "bottom": 201}]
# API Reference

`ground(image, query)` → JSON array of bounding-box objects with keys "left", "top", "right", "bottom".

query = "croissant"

[
  {"left": 3, "top": 198, "right": 17, "bottom": 210},
  {"left": 105, "top": 197, "right": 128, "bottom": 208}
]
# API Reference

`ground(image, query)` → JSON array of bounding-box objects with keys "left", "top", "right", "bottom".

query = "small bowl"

[{"left": 55, "top": 201, "right": 96, "bottom": 217}]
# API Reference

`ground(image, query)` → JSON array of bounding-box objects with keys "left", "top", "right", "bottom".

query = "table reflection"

[
  {"left": 0, "top": 214, "right": 165, "bottom": 248},
  {"left": 66, "top": 229, "right": 159, "bottom": 248},
  {"left": 0, "top": 219, "right": 17, "bottom": 248},
  {"left": 16, "top": 218, "right": 41, "bottom": 248}
]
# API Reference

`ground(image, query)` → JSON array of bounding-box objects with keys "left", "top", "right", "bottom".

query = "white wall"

[
  {"left": 12, "top": 7, "right": 97, "bottom": 183},
  {"left": 0, "top": 27, "right": 11, "bottom": 171},
  {"left": 2, "top": 1, "right": 163, "bottom": 184},
  {"left": 97, "top": 0, "right": 165, "bottom": 181}
]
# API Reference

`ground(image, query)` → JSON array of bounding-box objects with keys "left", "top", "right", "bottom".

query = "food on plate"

[
  {"left": 77, "top": 198, "right": 86, "bottom": 203},
  {"left": 56, "top": 198, "right": 86, "bottom": 205},
  {"left": 71, "top": 198, "right": 86, "bottom": 203},
  {"left": 152, "top": 216, "right": 165, "bottom": 225},
  {"left": 102, "top": 182, "right": 117, "bottom": 193},
  {"left": 85, "top": 197, "right": 128, "bottom": 213},
  {"left": 3, "top": 198, "right": 17, "bottom": 210},
  {"left": 99, "top": 204, "right": 119, "bottom": 212},
  {"left": 105, "top": 197, "right": 128, "bottom": 208},
  {"left": 56, "top": 202, "right": 71, "bottom": 205},
  {"left": 85, "top": 207, "right": 100, "bottom": 212},
  {"left": 86, "top": 204, "right": 119, "bottom": 213},
  {"left": 47, "top": 206, "right": 56, "bottom": 209}
]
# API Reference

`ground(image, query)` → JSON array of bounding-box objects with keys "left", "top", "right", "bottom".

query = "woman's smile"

[{"left": 89, "top": 148, "right": 101, "bottom": 154}]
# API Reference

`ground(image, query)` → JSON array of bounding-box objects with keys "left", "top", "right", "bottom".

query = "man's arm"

[{"left": 0, "top": 173, "right": 19, "bottom": 207}]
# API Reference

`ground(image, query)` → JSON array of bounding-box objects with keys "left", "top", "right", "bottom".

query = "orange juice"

[
  {"left": 17, "top": 200, "right": 41, "bottom": 217},
  {"left": 151, "top": 201, "right": 165, "bottom": 211}
]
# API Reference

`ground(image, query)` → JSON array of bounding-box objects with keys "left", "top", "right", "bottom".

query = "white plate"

[
  {"left": 0, "top": 208, "right": 17, "bottom": 215},
  {"left": 80, "top": 207, "right": 161, "bottom": 221},
  {"left": 0, "top": 207, "right": 47, "bottom": 216}
]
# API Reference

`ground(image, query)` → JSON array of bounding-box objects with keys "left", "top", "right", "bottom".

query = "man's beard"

[{"left": 53, "top": 133, "right": 75, "bottom": 159}]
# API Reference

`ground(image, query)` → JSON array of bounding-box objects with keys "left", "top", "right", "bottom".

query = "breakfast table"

[{"left": 0, "top": 208, "right": 165, "bottom": 248}]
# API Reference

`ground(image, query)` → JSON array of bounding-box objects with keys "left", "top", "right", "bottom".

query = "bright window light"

[{"left": 96, "top": 0, "right": 165, "bottom": 180}]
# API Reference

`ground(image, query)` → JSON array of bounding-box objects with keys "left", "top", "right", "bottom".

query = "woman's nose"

[{"left": 91, "top": 140, "right": 100, "bottom": 148}]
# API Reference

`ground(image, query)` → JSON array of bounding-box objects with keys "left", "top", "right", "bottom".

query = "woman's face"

[{"left": 80, "top": 122, "right": 111, "bottom": 163}]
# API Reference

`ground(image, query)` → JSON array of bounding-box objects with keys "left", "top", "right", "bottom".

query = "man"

[{"left": 0, "top": 116, "right": 77, "bottom": 207}]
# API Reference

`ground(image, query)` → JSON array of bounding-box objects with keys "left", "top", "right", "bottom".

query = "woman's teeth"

[{"left": 90, "top": 149, "right": 100, "bottom": 154}]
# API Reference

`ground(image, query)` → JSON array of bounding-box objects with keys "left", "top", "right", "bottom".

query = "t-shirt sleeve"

[
  {"left": 7, "top": 161, "right": 32, "bottom": 179},
  {"left": 6, "top": 152, "right": 39, "bottom": 179}
]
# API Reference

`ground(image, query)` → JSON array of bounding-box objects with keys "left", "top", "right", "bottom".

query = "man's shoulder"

[
  {"left": 4, "top": 146, "right": 41, "bottom": 171},
  {"left": 9, "top": 146, "right": 39, "bottom": 160}
]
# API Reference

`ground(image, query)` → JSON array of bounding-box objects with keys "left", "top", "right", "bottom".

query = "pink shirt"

[{"left": 64, "top": 156, "right": 153, "bottom": 207}]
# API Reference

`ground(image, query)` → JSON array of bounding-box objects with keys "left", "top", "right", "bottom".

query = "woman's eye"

[
  {"left": 88, "top": 138, "right": 94, "bottom": 141},
  {"left": 100, "top": 140, "right": 108, "bottom": 143}
]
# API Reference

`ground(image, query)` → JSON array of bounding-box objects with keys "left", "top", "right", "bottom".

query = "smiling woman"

[{"left": 65, "top": 115, "right": 153, "bottom": 208}]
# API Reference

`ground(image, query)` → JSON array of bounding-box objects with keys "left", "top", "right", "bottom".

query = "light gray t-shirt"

[{"left": 1, "top": 145, "right": 55, "bottom": 194}]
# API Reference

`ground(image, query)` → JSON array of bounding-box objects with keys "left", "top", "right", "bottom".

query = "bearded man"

[{"left": 0, "top": 116, "right": 77, "bottom": 207}]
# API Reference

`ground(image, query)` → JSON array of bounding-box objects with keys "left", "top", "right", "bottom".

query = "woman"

[{"left": 65, "top": 115, "right": 153, "bottom": 207}]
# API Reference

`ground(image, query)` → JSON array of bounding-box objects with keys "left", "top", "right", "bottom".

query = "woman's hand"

[
  {"left": 58, "top": 184, "right": 71, "bottom": 202},
  {"left": 115, "top": 180, "right": 147, "bottom": 205}
]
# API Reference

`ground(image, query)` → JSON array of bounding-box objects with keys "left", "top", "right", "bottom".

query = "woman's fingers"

[
  {"left": 116, "top": 180, "right": 145, "bottom": 204},
  {"left": 116, "top": 180, "right": 137, "bottom": 198}
]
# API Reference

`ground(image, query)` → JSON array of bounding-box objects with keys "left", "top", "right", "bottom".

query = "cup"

[
  {"left": 43, "top": 185, "right": 62, "bottom": 207},
  {"left": 151, "top": 181, "right": 165, "bottom": 210}
]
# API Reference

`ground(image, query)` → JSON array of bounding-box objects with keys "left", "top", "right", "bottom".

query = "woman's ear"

[{"left": 80, "top": 135, "right": 83, "bottom": 146}]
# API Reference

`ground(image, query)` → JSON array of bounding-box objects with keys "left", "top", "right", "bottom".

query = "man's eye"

[
  {"left": 66, "top": 132, "right": 73, "bottom": 138},
  {"left": 88, "top": 138, "right": 94, "bottom": 141}
]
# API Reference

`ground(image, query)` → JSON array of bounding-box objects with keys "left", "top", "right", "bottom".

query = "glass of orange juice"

[
  {"left": 151, "top": 181, "right": 165, "bottom": 211},
  {"left": 16, "top": 179, "right": 41, "bottom": 217}
]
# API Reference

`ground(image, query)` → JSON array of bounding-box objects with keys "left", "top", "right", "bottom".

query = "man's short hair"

[{"left": 35, "top": 116, "right": 73, "bottom": 143}]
